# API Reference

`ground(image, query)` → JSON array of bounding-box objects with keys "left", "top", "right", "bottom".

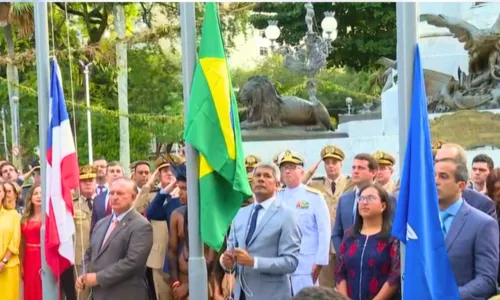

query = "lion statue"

[{"left": 238, "top": 75, "right": 334, "bottom": 131}]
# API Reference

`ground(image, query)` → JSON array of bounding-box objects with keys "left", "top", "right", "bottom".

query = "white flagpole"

[
  {"left": 396, "top": 2, "right": 418, "bottom": 295},
  {"left": 34, "top": 1, "right": 59, "bottom": 299},
  {"left": 180, "top": 3, "right": 209, "bottom": 300}
]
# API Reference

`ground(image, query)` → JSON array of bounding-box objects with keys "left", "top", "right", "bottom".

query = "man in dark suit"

[
  {"left": 435, "top": 158, "right": 499, "bottom": 299},
  {"left": 76, "top": 177, "right": 153, "bottom": 300},
  {"left": 435, "top": 143, "right": 496, "bottom": 219}
]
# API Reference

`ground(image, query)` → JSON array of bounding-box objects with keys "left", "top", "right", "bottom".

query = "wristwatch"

[{"left": 1, "top": 258, "right": 7, "bottom": 264}]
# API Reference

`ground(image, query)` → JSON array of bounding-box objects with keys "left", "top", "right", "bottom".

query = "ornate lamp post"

[
  {"left": 264, "top": 20, "right": 281, "bottom": 51},
  {"left": 266, "top": 2, "right": 338, "bottom": 102},
  {"left": 345, "top": 97, "right": 353, "bottom": 115}
]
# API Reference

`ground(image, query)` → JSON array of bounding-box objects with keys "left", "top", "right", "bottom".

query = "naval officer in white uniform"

[{"left": 276, "top": 150, "right": 331, "bottom": 295}]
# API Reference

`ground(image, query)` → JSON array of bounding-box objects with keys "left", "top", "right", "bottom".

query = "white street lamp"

[
  {"left": 265, "top": 20, "right": 281, "bottom": 50},
  {"left": 321, "top": 11, "right": 338, "bottom": 41},
  {"left": 345, "top": 97, "right": 353, "bottom": 115}
]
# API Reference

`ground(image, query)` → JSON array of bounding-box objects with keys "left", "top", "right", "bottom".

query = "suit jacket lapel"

[
  {"left": 248, "top": 200, "right": 280, "bottom": 246},
  {"left": 239, "top": 207, "right": 252, "bottom": 248},
  {"left": 96, "top": 210, "right": 135, "bottom": 258},
  {"left": 446, "top": 202, "right": 469, "bottom": 251}
]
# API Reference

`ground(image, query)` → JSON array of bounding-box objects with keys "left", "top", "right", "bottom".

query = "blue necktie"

[
  {"left": 246, "top": 204, "right": 263, "bottom": 245},
  {"left": 441, "top": 213, "right": 452, "bottom": 236}
]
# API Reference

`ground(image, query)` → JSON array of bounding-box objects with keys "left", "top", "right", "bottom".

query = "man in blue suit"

[
  {"left": 435, "top": 143, "right": 496, "bottom": 219},
  {"left": 435, "top": 158, "right": 499, "bottom": 299},
  {"left": 221, "top": 162, "right": 301, "bottom": 300}
]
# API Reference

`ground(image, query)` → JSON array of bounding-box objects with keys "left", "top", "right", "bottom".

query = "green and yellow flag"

[{"left": 184, "top": 2, "right": 253, "bottom": 251}]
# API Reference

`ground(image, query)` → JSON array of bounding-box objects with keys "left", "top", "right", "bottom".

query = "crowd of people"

[{"left": 0, "top": 140, "right": 500, "bottom": 300}]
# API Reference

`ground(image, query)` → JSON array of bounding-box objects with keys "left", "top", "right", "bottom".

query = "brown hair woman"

[{"left": 21, "top": 184, "right": 42, "bottom": 300}]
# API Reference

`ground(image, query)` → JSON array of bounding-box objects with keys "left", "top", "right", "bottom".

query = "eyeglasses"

[
  {"left": 358, "top": 195, "right": 379, "bottom": 203},
  {"left": 280, "top": 165, "right": 298, "bottom": 171}
]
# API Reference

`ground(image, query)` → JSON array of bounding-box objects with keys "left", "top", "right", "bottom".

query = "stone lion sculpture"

[{"left": 238, "top": 75, "right": 334, "bottom": 131}]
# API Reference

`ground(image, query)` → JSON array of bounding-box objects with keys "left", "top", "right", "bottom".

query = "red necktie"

[{"left": 106, "top": 200, "right": 112, "bottom": 216}]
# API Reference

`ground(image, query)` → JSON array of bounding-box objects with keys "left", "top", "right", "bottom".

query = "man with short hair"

[
  {"left": 0, "top": 161, "right": 22, "bottom": 185},
  {"left": 435, "top": 158, "right": 498, "bottom": 299},
  {"left": 133, "top": 161, "right": 151, "bottom": 193},
  {"left": 470, "top": 154, "right": 494, "bottom": 194},
  {"left": 435, "top": 143, "right": 496, "bottom": 218},
  {"left": 106, "top": 161, "right": 123, "bottom": 183},
  {"left": 91, "top": 161, "right": 124, "bottom": 235},
  {"left": 332, "top": 153, "right": 396, "bottom": 254},
  {"left": 292, "top": 287, "right": 349, "bottom": 300},
  {"left": 93, "top": 158, "right": 108, "bottom": 196},
  {"left": 276, "top": 150, "right": 331, "bottom": 295},
  {"left": 221, "top": 162, "right": 302, "bottom": 300},
  {"left": 76, "top": 177, "right": 153, "bottom": 300}
]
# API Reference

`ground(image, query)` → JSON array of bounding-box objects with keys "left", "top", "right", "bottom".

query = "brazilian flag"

[{"left": 184, "top": 2, "right": 253, "bottom": 251}]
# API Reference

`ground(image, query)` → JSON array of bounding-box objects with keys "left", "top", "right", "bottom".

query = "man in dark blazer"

[
  {"left": 76, "top": 177, "right": 153, "bottom": 300},
  {"left": 435, "top": 158, "right": 498, "bottom": 299},
  {"left": 435, "top": 143, "right": 496, "bottom": 219}
]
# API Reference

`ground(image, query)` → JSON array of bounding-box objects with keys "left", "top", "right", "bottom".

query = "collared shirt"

[
  {"left": 113, "top": 205, "right": 134, "bottom": 223},
  {"left": 439, "top": 198, "right": 463, "bottom": 236},
  {"left": 249, "top": 196, "right": 275, "bottom": 229}
]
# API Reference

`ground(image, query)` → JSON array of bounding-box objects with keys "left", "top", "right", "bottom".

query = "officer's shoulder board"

[
  {"left": 150, "top": 186, "right": 160, "bottom": 193},
  {"left": 304, "top": 186, "right": 322, "bottom": 195},
  {"left": 311, "top": 176, "right": 325, "bottom": 182}
]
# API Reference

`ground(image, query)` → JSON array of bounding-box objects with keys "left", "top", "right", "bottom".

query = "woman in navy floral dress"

[{"left": 335, "top": 183, "right": 401, "bottom": 300}]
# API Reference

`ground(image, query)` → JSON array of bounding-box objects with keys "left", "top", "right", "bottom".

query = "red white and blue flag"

[{"left": 46, "top": 58, "right": 79, "bottom": 277}]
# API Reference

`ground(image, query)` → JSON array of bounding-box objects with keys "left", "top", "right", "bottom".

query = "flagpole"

[
  {"left": 34, "top": 1, "right": 59, "bottom": 299},
  {"left": 396, "top": 2, "right": 418, "bottom": 295},
  {"left": 180, "top": 3, "right": 209, "bottom": 300}
]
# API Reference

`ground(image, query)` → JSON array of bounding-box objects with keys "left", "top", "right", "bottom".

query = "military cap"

[
  {"left": 278, "top": 150, "right": 304, "bottom": 166},
  {"left": 273, "top": 152, "right": 281, "bottom": 166},
  {"left": 79, "top": 165, "right": 97, "bottom": 180},
  {"left": 245, "top": 155, "right": 261, "bottom": 169},
  {"left": 320, "top": 145, "right": 345, "bottom": 161},
  {"left": 432, "top": 140, "right": 446, "bottom": 154},
  {"left": 372, "top": 151, "right": 396, "bottom": 166},
  {"left": 154, "top": 153, "right": 184, "bottom": 170}
]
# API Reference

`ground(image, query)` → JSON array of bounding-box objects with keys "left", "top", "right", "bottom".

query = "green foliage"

[
  {"left": 250, "top": 2, "right": 396, "bottom": 71},
  {"left": 231, "top": 55, "right": 380, "bottom": 120}
]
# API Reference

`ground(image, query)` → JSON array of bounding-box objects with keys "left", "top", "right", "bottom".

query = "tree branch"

[{"left": 54, "top": 3, "right": 85, "bottom": 18}]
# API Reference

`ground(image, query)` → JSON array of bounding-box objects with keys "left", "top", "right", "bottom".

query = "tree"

[
  {"left": 250, "top": 2, "right": 396, "bottom": 71},
  {"left": 0, "top": 2, "right": 33, "bottom": 169}
]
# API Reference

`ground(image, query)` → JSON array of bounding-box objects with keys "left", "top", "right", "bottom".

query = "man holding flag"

[{"left": 46, "top": 58, "right": 80, "bottom": 297}]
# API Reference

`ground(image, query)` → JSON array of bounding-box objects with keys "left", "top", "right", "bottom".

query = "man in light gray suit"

[
  {"left": 76, "top": 177, "right": 153, "bottom": 300},
  {"left": 221, "top": 163, "right": 302, "bottom": 300},
  {"left": 435, "top": 158, "right": 499, "bottom": 299}
]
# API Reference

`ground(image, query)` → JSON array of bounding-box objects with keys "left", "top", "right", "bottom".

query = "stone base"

[{"left": 241, "top": 126, "right": 348, "bottom": 142}]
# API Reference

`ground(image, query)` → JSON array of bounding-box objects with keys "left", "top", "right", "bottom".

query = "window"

[{"left": 259, "top": 47, "right": 269, "bottom": 57}]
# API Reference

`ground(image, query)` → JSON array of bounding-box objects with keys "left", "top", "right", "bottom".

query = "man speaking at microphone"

[{"left": 220, "top": 162, "right": 302, "bottom": 300}]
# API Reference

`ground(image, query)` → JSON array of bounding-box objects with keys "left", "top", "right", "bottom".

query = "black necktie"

[
  {"left": 86, "top": 198, "right": 93, "bottom": 211},
  {"left": 246, "top": 204, "right": 263, "bottom": 245},
  {"left": 331, "top": 181, "right": 336, "bottom": 194}
]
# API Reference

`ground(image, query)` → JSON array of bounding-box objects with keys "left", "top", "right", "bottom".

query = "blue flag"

[{"left": 391, "top": 45, "right": 460, "bottom": 299}]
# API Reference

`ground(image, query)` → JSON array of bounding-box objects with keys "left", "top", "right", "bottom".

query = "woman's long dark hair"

[{"left": 350, "top": 182, "right": 393, "bottom": 240}]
